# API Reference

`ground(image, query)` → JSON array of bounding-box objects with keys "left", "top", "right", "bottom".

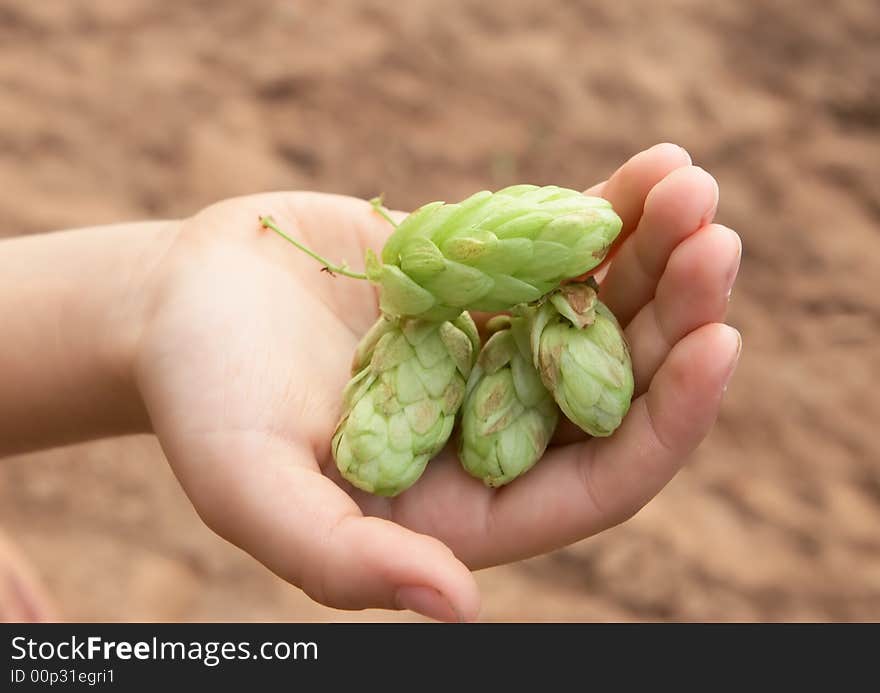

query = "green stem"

[
  {"left": 259, "top": 216, "right": 368, "bottom": 280},
  {"left": 369, "top": 195, "right": 399, "bottom": 229}
]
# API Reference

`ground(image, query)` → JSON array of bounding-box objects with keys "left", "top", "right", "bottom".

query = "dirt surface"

[{"left": 1, "top": 0, "right": 878, "bottom": 621}]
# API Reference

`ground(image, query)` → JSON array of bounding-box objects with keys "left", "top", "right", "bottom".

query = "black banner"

[{"left": 2, "top": 623, "right": 875, "bottom": 689}]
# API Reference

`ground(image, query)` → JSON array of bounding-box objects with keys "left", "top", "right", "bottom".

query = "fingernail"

[
  {"left": 721, "top": 226, "right": 742, "bottom": 297},
  {"left": 395, "top": 586, "right": 460, "bottom": 623},
  {"left": 674, "top": 143, "right": 693, "bottom": 164},
  {"left": 723, "top": 327, "right": 742, "bottom": 389},
  {"left": 698, "top": 168, "right": 720, "bottom": 226},
  {"left": 653, "top": 142, "right": 692, "bottom": 165}
]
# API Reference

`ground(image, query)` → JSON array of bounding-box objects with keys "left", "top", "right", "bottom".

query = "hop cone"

[
  {"left": 528, "top": 283, "right": 634, "bottom": 437},
  {"left": 332, "top": 312, "right": 480, "bottom": 496},
  {"left": 459, "top": 316, "right": 559, "bottom": 487},
  {"left": 366, "top": 185, "right": 623, "bottom": 320}
]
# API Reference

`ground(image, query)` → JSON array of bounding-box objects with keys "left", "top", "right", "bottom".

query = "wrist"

[
  {"left": 98, "top": 220, "right": 182, "bottom": 436},
  {"left": 0, "top": 220, "right": 181, "bottom": 455}
]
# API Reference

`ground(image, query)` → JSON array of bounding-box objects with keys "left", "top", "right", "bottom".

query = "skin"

[
  {"left": 0, "top": 143, "right": 741, "bottom": 622},
  {"left": 0, "top": 532, "right": 56, "bottom": 622}
]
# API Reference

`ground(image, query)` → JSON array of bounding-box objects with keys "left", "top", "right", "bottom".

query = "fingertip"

[
  {"left": 676, "top": 223, "right": 742, "bottom": 293},
  {"left": 455, "top": 576, "right": 482, "bottom": 622},
  {"left": 675, "top": 225, "right": 740, "bottom": 305},
  {"left": 700, "top": 319, "right": 742, "bottom": 361},
  {"left": 602, "top": 143, "right": 696, "bottom": 237},
  {"left": 635, "top": 166, "right": 719, "bottom": 243},
  {"left": 646, "top": 322, "right": 741, "bottom": 434},
  {"left": 731, "top": 227, "right": 743, "bottom": 261},
  {"left": 395, "top": 586, "right": 460, "bottom": 622},
  {"left": 427, "top": 542, "right": 482, "bottom": 622},
  {"left": 668, "top": 322, "right": 741, "bottom": 397},
  {"left": 715, "top": 224, "right": 743, "bottom": 269},
  {"left": 621, "top": 144, "right": 694, "bottom": 187},
  {"left": 661, "top": 164, "right": 718, "bottom": 205},
  {"left": 694, "top": 167, "right": 720, "bottom": 225},
  {"left": 394, "top": 562, "right": 481, "bottom": 623},
  {"left": 717, "top": 323, "right": 742, "bottom": 387},
  {"left": 713, "top": 225, "right": 743, "bottom": 295},
  {"left": 648, "top": 142, "right": 693, "bottom": 167},
  {"left": 708, "top": 223, "right": 741, "bottom": 254},
  {"left": 344, "top": 517, "right": 480, "bottom": 621},
  {"left": 713, "top": 321, "right": 742, "bottom": 356}
]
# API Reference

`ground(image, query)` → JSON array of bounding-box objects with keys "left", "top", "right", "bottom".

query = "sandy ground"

[{"left": 1, "top": 0, "right": 878, "bottom": 621}]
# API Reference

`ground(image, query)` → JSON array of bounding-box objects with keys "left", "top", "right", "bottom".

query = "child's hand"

[{"left": 131, "top": 144, "right": 740, "bottom": 622}]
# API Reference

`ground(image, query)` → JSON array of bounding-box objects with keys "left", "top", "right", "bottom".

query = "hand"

[{"left": 135, "top": 143, "right": 741, "bottom": 621}]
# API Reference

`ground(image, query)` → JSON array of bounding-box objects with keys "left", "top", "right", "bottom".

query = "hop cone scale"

[
  {"left": 332, "top": 312, "right": 480, "bottom": 496},
  {"left": 459, "top": 316, "right": 559, "bottom": 487},
  {"left": 366, "top": 185, "right": 623, "bottom": 320},
  {"left": 528, "top": 283, "right": 634, "bottom": 437}
]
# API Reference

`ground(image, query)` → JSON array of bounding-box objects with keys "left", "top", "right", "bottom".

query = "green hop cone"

[
  {"left": 459, "top": 315, "right": 559, "bottom": 487},
  {"left": 366, "top": 185, "right": 623, "bottom": 320},
  {"left": 528, "top": 282, "right": 634, "bottom": 437},
  {"left": 332, "top": 312, "right": 480, "bottom": 496}
]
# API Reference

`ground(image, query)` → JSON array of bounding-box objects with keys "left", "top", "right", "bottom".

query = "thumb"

[
  {"left": 172, "top": 434, "right": 480, "bottom": 622},
  {"left": 309, "top": 511, "right": 480, "bottom": 622}
]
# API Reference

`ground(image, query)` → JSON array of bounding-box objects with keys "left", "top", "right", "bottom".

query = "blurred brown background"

[{"left": 1, "top": 0, "right": 878, "bottom": 621}]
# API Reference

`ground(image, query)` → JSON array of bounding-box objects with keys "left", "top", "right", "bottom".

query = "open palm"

[{"left": 135, "top": 144, "right": 741, "bottom": 621}]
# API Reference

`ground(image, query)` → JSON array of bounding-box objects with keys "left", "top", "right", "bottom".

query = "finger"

[
  {"left": 600, "top": 165, "right": 720, "bottom": 326},
  {"left": 626, "top": 223, "right": 741, "bottom": 394},
  {"left": 590, "top": 142, "right": 692, "bottom": 269},
  {"left": 584, "top": 322, "right": 740, "bottom": 524},
  {"left": 584, "top": 180, "right": 606, "bottom": 196},
  {"left": 179, "top": 434, "right": 480, "bottom": 622},
  {"left": 480, "top": 323, "right": 740, "bottom": 566},
  {"left": 553, "top": 222, "right": 739, "bottom": 447}
]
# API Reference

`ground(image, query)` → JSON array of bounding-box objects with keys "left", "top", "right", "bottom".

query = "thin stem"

[
  {"left": 259, "top": 216, "right": 368, "bottom": 280},
  {"left": 369, "top": 195, "right": 399, "bottom": 229}
]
